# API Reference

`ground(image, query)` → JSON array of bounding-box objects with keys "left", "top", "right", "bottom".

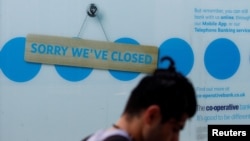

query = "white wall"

[{"left": 1, "top": 0, "right": 250, "bottom": 141}]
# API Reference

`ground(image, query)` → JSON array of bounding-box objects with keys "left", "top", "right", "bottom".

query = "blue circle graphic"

[
  {"left": 55, "top": 37, "right": 93, "bottom": 82},
  {"left": 0, "top": 37, "right": 41, "bottom": 82},
  {"left": 55, "top": 65, "right": 93, "bottom": 82},
  {"left": 108, "top": 38, "right": 140, "bottom": 81},
  {"left": 204, "top": 38, "right": 240, "bottom": 80},
  {"left": 158, "top": 38, "right": 194, "bottom": 76}
]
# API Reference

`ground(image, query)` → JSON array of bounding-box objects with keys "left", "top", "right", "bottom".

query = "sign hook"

[
  {"left": 77, "top": 3, "right": 109, "bottom": 41},
  {"left": 87, "top": 3, "right": 98, "bottom": 17}
]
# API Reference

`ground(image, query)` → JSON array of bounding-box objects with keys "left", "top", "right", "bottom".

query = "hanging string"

[
  {"left": 77, "top": 3, "right": 109, "bottom": 41},
  {"left": 97, "top": 15, "right": 109, "bottom": 41},
  {"left": 77, "top": 16, "right": 88, "bottom": 38}
]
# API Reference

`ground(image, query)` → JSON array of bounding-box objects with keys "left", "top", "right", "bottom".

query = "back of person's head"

[{"left": 123, "top": 56, "right": 197, "bottom": 122}]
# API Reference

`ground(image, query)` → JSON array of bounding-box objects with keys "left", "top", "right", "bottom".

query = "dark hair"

[{"left": 123, "top": 56, "right": 197, "bottom": 122}]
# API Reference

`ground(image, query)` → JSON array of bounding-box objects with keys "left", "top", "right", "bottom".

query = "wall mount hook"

[{"left": 87, "top": 3, "right": 98, "bottom": 17}]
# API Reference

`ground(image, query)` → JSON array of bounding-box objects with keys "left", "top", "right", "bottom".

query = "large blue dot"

[
  {"left": 204, "top": 38, "right": 240, "bottom": 80},
  {"left": 55, "top": 65, "right": 93, "bottom": 82},
  {"left": 158, "top": 38, "right": 194, "bottom": 76},
  {"left": 0, "top": 37, "right": 41, "bottom": 82},
  {"left": 108, "top": 38, "right": 140, "bottom": 81},
  {"left": 55, "top": 37, "right": 93, "bottom": 82}
]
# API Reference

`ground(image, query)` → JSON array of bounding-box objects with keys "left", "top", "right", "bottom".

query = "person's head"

[{"left": 122, "top": 56, "right": 197, "bottom": 141}]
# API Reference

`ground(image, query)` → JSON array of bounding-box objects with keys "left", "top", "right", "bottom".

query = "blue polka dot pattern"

[
  {"left": 158, "top": 38, "right": 194, "bottom": 76},
  {"left": 0, "top": 36, "right": 242, "bottom": 82},
  {"left": 0, "top": 37, "right": 41, "bottom": 82},
  {"left": 108, "top": 38, "right": 140, "bottom": 81},
  {"left": 204, "top": 38, "right": 240, "bottom": 80},
  {"left": 55, "top": 65, "right": 93, "bottom": 82}
]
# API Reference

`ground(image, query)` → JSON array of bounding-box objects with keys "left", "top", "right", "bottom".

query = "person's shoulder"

[
  {"left": 102, "top": 128, "right": 131, "bottom": 141},
  {"left": 103, "top": 135, "right": 130, "bottom": 141},
  {"left": 81, "top": 129, "right": 131, "bottom": 141},
  {"left": 81, "top": 134, "right": 92, "bottom": 141}
]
